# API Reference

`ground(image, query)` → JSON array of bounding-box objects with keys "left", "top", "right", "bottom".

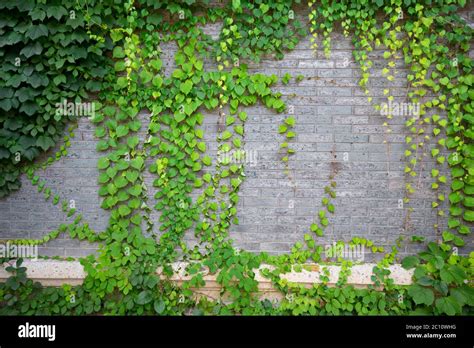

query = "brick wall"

[{"left": 0, "top": 6, "right": 472, "bottom": 261}]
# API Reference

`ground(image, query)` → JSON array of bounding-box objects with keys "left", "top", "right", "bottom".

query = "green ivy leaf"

[
  {"left": 118, "top": 205, "right": 131, "bottom": 217},
  {"left": 407, "top": 284, "right": 434, "bottom": 306},
  {"left": 25, "top": 24, "right": 48, "bottom": 40},
  {"left": 136, "top": 290, "right": 152, "bottom": 305},
  {"left": 126, "top": 171, "right": 139, "bottom": 183},
  {"left": 202, "top": 156, "right": 212, "bottom": 166},
  {"left": 140, "top": 69, "right": 153, "bottom": 84},
  {"left": 285, "top": 117, "right": 295, "bottom": 127},
  {"left": 113, "top": 46, "right": 125, "bottom": 59},
  {"left": 20, "top": 42, "right": 42, "bottom": 58},
  {"left": 116, "top": 77, "right": 128, "bottom": 89},
  {"left": 154, "top": 299, "right": 165, "bottom": 314},
  {"left": 402, "top": 256, "right": 419, "bottom": 269},
  {"left": 130, "top": 156, "right": 144, "bottom": 170},
  {"left": 440, "top": 265, "right": 466, "bottom": 285},
  {"left": 36, "top": 135, "right": 55, "bottom": 151},
  {"left": 203, "top": 173, "right": 212, "bottom": 183},
  {"left": 221, "top": 131, "right": 232, "bottom": 140},
  {"left": 116, "top": 125, "right": 129, "bottom": 138},
  {"left": 97, "top": 158, "right": 110, "bottom": 170},
  {"left": 150, "top": 59, "right": 162, "bottom": 71},
  {"left": 463, "top": 210, "right": 474, "bottom": 222},
  {"left": 435, "top": 296, "right": 460, "bottom": 315},
  {"left": 180, "top": 79, "right": 193, "bottom": 95},
  {"left": 53, "top": 74, "right": 66, "bottom": 86},
  {"left": 46, "top": 5, "right": 67, "bottom": 20}
]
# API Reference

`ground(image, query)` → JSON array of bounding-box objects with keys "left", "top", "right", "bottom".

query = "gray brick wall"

[{"left": 0, "top": 9, "right": 473, "bottom": 261}]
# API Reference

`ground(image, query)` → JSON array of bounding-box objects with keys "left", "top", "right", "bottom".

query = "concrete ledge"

[
  {"left": 166, "top": 262, "right": 413, "bottom": 300},
  {"left": 0, "top": 260, "right": 86, "bottom": 286},
  {"left": 0, "top": 260, "right": 414, "bottom": 300}
]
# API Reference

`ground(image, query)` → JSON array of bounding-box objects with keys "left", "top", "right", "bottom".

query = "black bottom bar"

[{"left": 0, "top": 316, "right": 472, "bottom": 346}]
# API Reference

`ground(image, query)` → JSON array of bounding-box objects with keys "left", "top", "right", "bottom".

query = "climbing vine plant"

[
  {"left": 0, "top": 0, "right": 122, "bottom": 197},
  {"left": 0, "top": 0, "right": 473, "bottom": 316}
]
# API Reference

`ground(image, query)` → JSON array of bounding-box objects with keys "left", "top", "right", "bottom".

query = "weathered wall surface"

[{"left": 0, "top": 8, "right": 473, "bottom": 261}]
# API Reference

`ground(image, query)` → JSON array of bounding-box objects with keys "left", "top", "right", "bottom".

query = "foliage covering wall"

[{"left": 0, "top": 0, "right": 473, "bottom": 316}]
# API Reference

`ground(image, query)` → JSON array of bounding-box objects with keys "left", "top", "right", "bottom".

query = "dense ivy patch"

[
  {"left": 0, "top": 0, "right": 473, "bottom": 316},
  {"left": 0, "top": 0, "right": 126, "bottom": 197}
]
